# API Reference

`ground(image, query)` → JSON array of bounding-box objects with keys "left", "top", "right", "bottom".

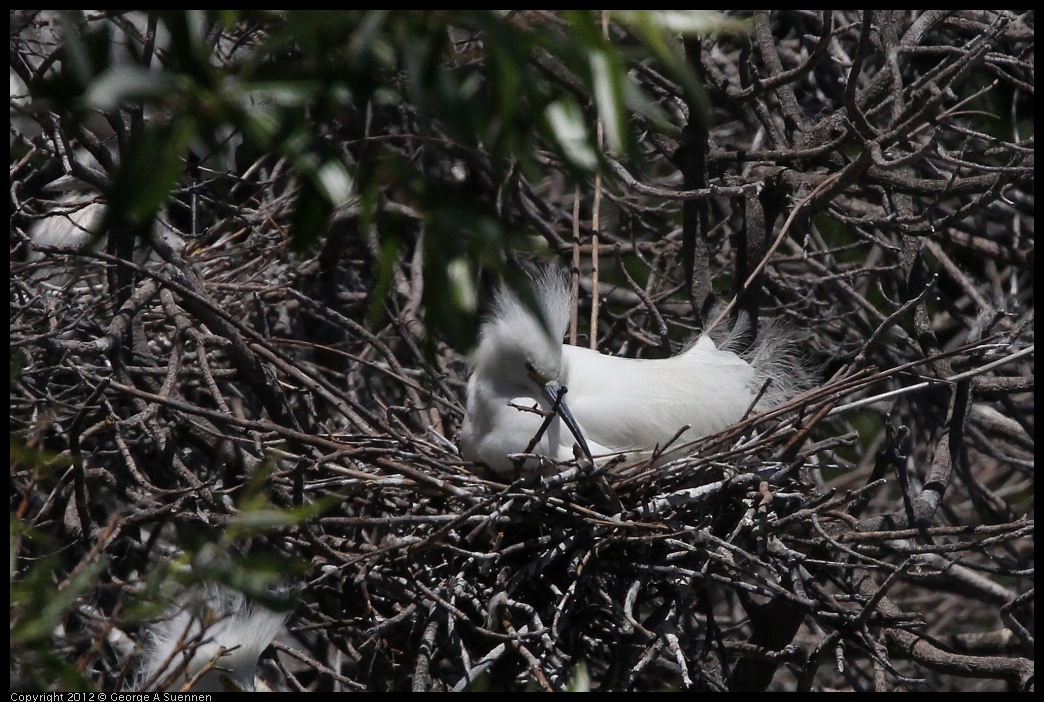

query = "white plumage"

[
  {"left": 460, "top": 268, "right": 804, "bottom": 476},
  {"left": 138, "top": 584, "right": 288, "bottom": 692},
  {"left": 26, "top": 178, "right": 185, "bottom": 286}
]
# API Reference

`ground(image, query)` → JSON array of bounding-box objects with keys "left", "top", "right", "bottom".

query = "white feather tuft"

[{"left": 137, "top": 584, "right": 288, "bottom": 692}]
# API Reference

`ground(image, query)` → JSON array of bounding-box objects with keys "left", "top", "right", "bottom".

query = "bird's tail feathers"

[
  {"left": 137, "top": 582, "right": 290, "bottom": 691},
  {"left": 708, "top": 311, "right": 815, "bottom": 411}
]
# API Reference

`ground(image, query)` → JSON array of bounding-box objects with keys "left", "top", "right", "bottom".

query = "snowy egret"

[
  {"left": 460, "top": 268, "right": 805, "bottom": 477},
  {"left": 26, "top": 176, "right": 185, "bottom": 285},
  {"left": 138, "top": 584, "right": 288, "bottom": 692}
]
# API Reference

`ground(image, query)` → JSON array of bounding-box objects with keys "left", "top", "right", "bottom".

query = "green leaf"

[
  {"left": 588, "top": 48, "right": 627, "bottom": 154},
  {"left": 107, "top": 117, "right": 196, "bottom": 229},
  {"left": 545, "top": 98, "right": 598, "bottom": 170},
  {"left": 613, "top": 10, "right": 744, "bottom": 36},
  {"left": 82, "top": 66, "right": 176, "bottom": 110}
]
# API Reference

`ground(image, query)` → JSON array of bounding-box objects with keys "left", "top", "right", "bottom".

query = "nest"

[{"left": 11, "top": 208, "right": 1032, "bottom": 690}]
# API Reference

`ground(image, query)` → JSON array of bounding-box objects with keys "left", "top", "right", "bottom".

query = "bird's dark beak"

[{"left": 542, "top": 381, "right": 594, "bottom": 464}]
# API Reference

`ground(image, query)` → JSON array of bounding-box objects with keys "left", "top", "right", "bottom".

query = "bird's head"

[
  {"left": 472, "top": 268, "right": 571, "bottom": 396},
  {"left": 467, "top": 267, "right": 593, "bottom": 464}
]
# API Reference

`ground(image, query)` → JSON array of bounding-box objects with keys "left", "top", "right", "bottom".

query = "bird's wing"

[{"left": 561, "top": 340, "right": 755, "bottom": 453}]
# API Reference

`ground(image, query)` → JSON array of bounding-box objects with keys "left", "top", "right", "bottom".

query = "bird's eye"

[
  {"left": 220, "top": 674, "right": 244, "bottom": 692},
  {"left": 524, "top": 361, "right": 545, "bottom": 385}
]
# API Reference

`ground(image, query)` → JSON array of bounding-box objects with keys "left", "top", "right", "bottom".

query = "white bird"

[
  {"left": 138, "top": 584, "right": 288, "bottom": 692},
  {"left": 26, "top": 177, "right": 185, "bottom": 286},
  {"left": 460, "top": 268, "right": 805, "bottom": 477}
]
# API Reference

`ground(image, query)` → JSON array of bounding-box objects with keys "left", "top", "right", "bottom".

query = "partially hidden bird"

[
  {"left": 460, "top": 268, "right": 806, "bottom": 477},
  {"left": 137, "top": 584, "right": 288, "bottom": 692}
]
